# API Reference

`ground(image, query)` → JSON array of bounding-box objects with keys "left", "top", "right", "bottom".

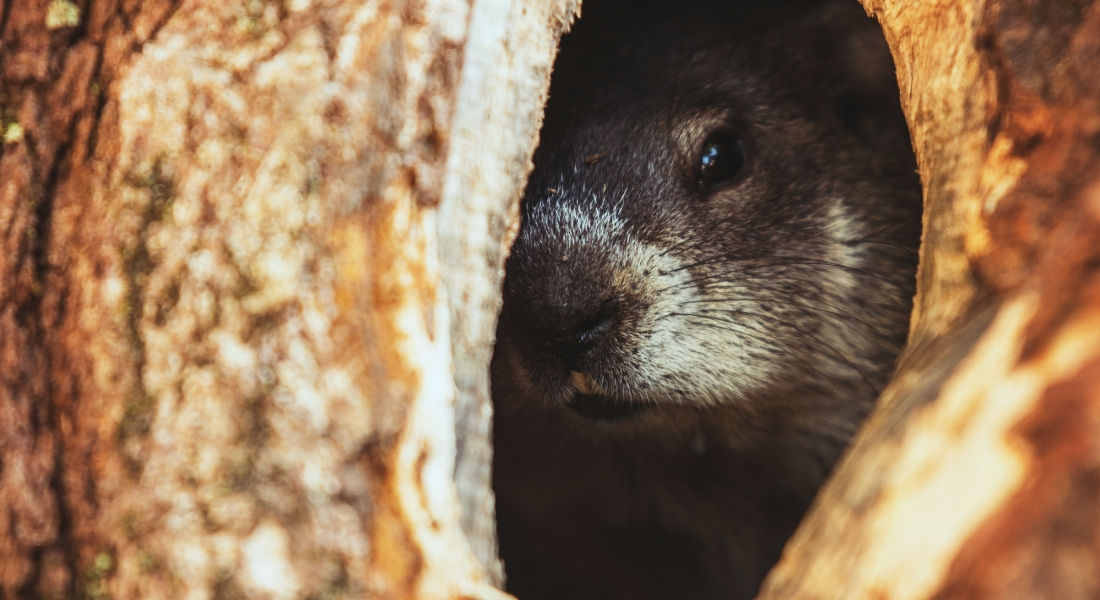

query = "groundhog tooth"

[{"left": 570, "top": 371, "right": 597, "bottom": 395}]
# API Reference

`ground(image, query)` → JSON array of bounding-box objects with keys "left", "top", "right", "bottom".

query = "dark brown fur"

[{"left": 492, "top": 2, "right": 921, "bottom": 598}]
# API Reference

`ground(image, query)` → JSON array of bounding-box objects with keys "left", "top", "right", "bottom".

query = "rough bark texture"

[
  {"left": 0, "top": 0, "right": 575, "bottom": 598},
  {"left": 760, "top": 0, "right": 1100, "bottom": 597},
  {"left": 438, "top": 1, "right": 579, "bottom": 579},
  {"left": 6, "top": 0, "right": 1099, "bottom": 597}
]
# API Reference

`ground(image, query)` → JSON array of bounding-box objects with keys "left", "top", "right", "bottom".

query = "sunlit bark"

[
  {"left": 0, "top": 0, "right": 576, "bottom": 597},
  {"left": 761, "top": 1, "right": 1100, "bottom": 597}
]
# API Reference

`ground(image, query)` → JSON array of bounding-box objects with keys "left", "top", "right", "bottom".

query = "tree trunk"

[
  {"left": 760, "top": 0, "right": 1100, "bottom": 597},
  {"left": 0, "top": 0, "right": 575, "bottom": 597},
  {"left": 4, "top": 0, "right": 1100, "bottom": 598}
]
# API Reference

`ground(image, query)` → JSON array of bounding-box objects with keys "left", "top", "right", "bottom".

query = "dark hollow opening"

[{"left": 491, "top": 1, "right": 922, "bottom": 598}]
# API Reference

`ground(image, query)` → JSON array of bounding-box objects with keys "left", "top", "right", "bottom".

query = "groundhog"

[{"left": 491, "top": 1, "right": 921, "bottom": 598}]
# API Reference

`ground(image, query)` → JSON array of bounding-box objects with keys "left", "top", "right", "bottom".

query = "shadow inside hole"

[{"left": 491, "top": 1, "right": 922, "bottom": 598}]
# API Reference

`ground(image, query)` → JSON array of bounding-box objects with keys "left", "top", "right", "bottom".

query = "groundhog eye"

[{"left": 697, "top": 130, "right": 746, "bottom": 190}]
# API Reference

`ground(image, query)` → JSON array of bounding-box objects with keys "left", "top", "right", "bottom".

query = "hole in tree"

[{"left": 490, "top": 1, "right": 922, "bottom": 598}]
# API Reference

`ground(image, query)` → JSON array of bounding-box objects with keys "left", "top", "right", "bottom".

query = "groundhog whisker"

[
  {"left": 675, "top": 295, "right": 890, "bottom": 340},
  {"left": 673, "top": 308, "right": 876, "bottom": 391}
]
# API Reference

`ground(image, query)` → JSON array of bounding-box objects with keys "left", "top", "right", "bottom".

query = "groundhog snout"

[{"left": 501, "top": 242, "right": 627, "bottom": 371}]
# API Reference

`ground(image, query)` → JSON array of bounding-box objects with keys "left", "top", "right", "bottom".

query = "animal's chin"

[{"left": 566, "top": 392, "right": 652, "bottom": 422}]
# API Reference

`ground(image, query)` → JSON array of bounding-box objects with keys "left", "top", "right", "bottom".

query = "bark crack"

[
  {"left": 132, "top": 0, "right": 185, "bottom": 50},
  {"left": 0, "top": 0, "right": 13, "bottom": 38},
  {"left": 12, "top": 124, "right": 72, "bottom": 596}
]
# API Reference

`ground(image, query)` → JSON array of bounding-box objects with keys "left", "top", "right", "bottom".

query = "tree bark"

[
  {"left": 5, "top": 0, "right": 1100, "bottom": 598},
  {"left": 0, "top": 0, "right": 575, "bottom": 598},
  {"left": 760, "top": 1, "right": 1100, "bottom": 597}
]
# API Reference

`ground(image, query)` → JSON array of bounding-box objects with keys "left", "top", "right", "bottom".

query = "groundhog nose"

[
  {"left": 508, "top": 296, "right": 619, "bottom": 369},
  {"left": 567, "top": 300, "right": 617, "bottom": 349},
  {"left": 548, "top": 305, "right": 617, "bottom": 369}
]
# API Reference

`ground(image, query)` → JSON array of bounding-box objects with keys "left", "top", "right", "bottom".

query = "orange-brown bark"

[
  {"left": 0, "top": 0, "right": 576, "bottom": 597},
  {"left": 760, "top": 1, "right": 1100, "bottom": 597},
  {"left": 2, "top": 1, "right": 182, "bottom": 594},
  {"left": 8, "top": 0, "right": 1097, "bottom": 597}
]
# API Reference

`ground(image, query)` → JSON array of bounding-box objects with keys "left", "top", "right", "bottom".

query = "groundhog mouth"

[{"left": 566, "top": 393, "right": 650, "bottom": 422}]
